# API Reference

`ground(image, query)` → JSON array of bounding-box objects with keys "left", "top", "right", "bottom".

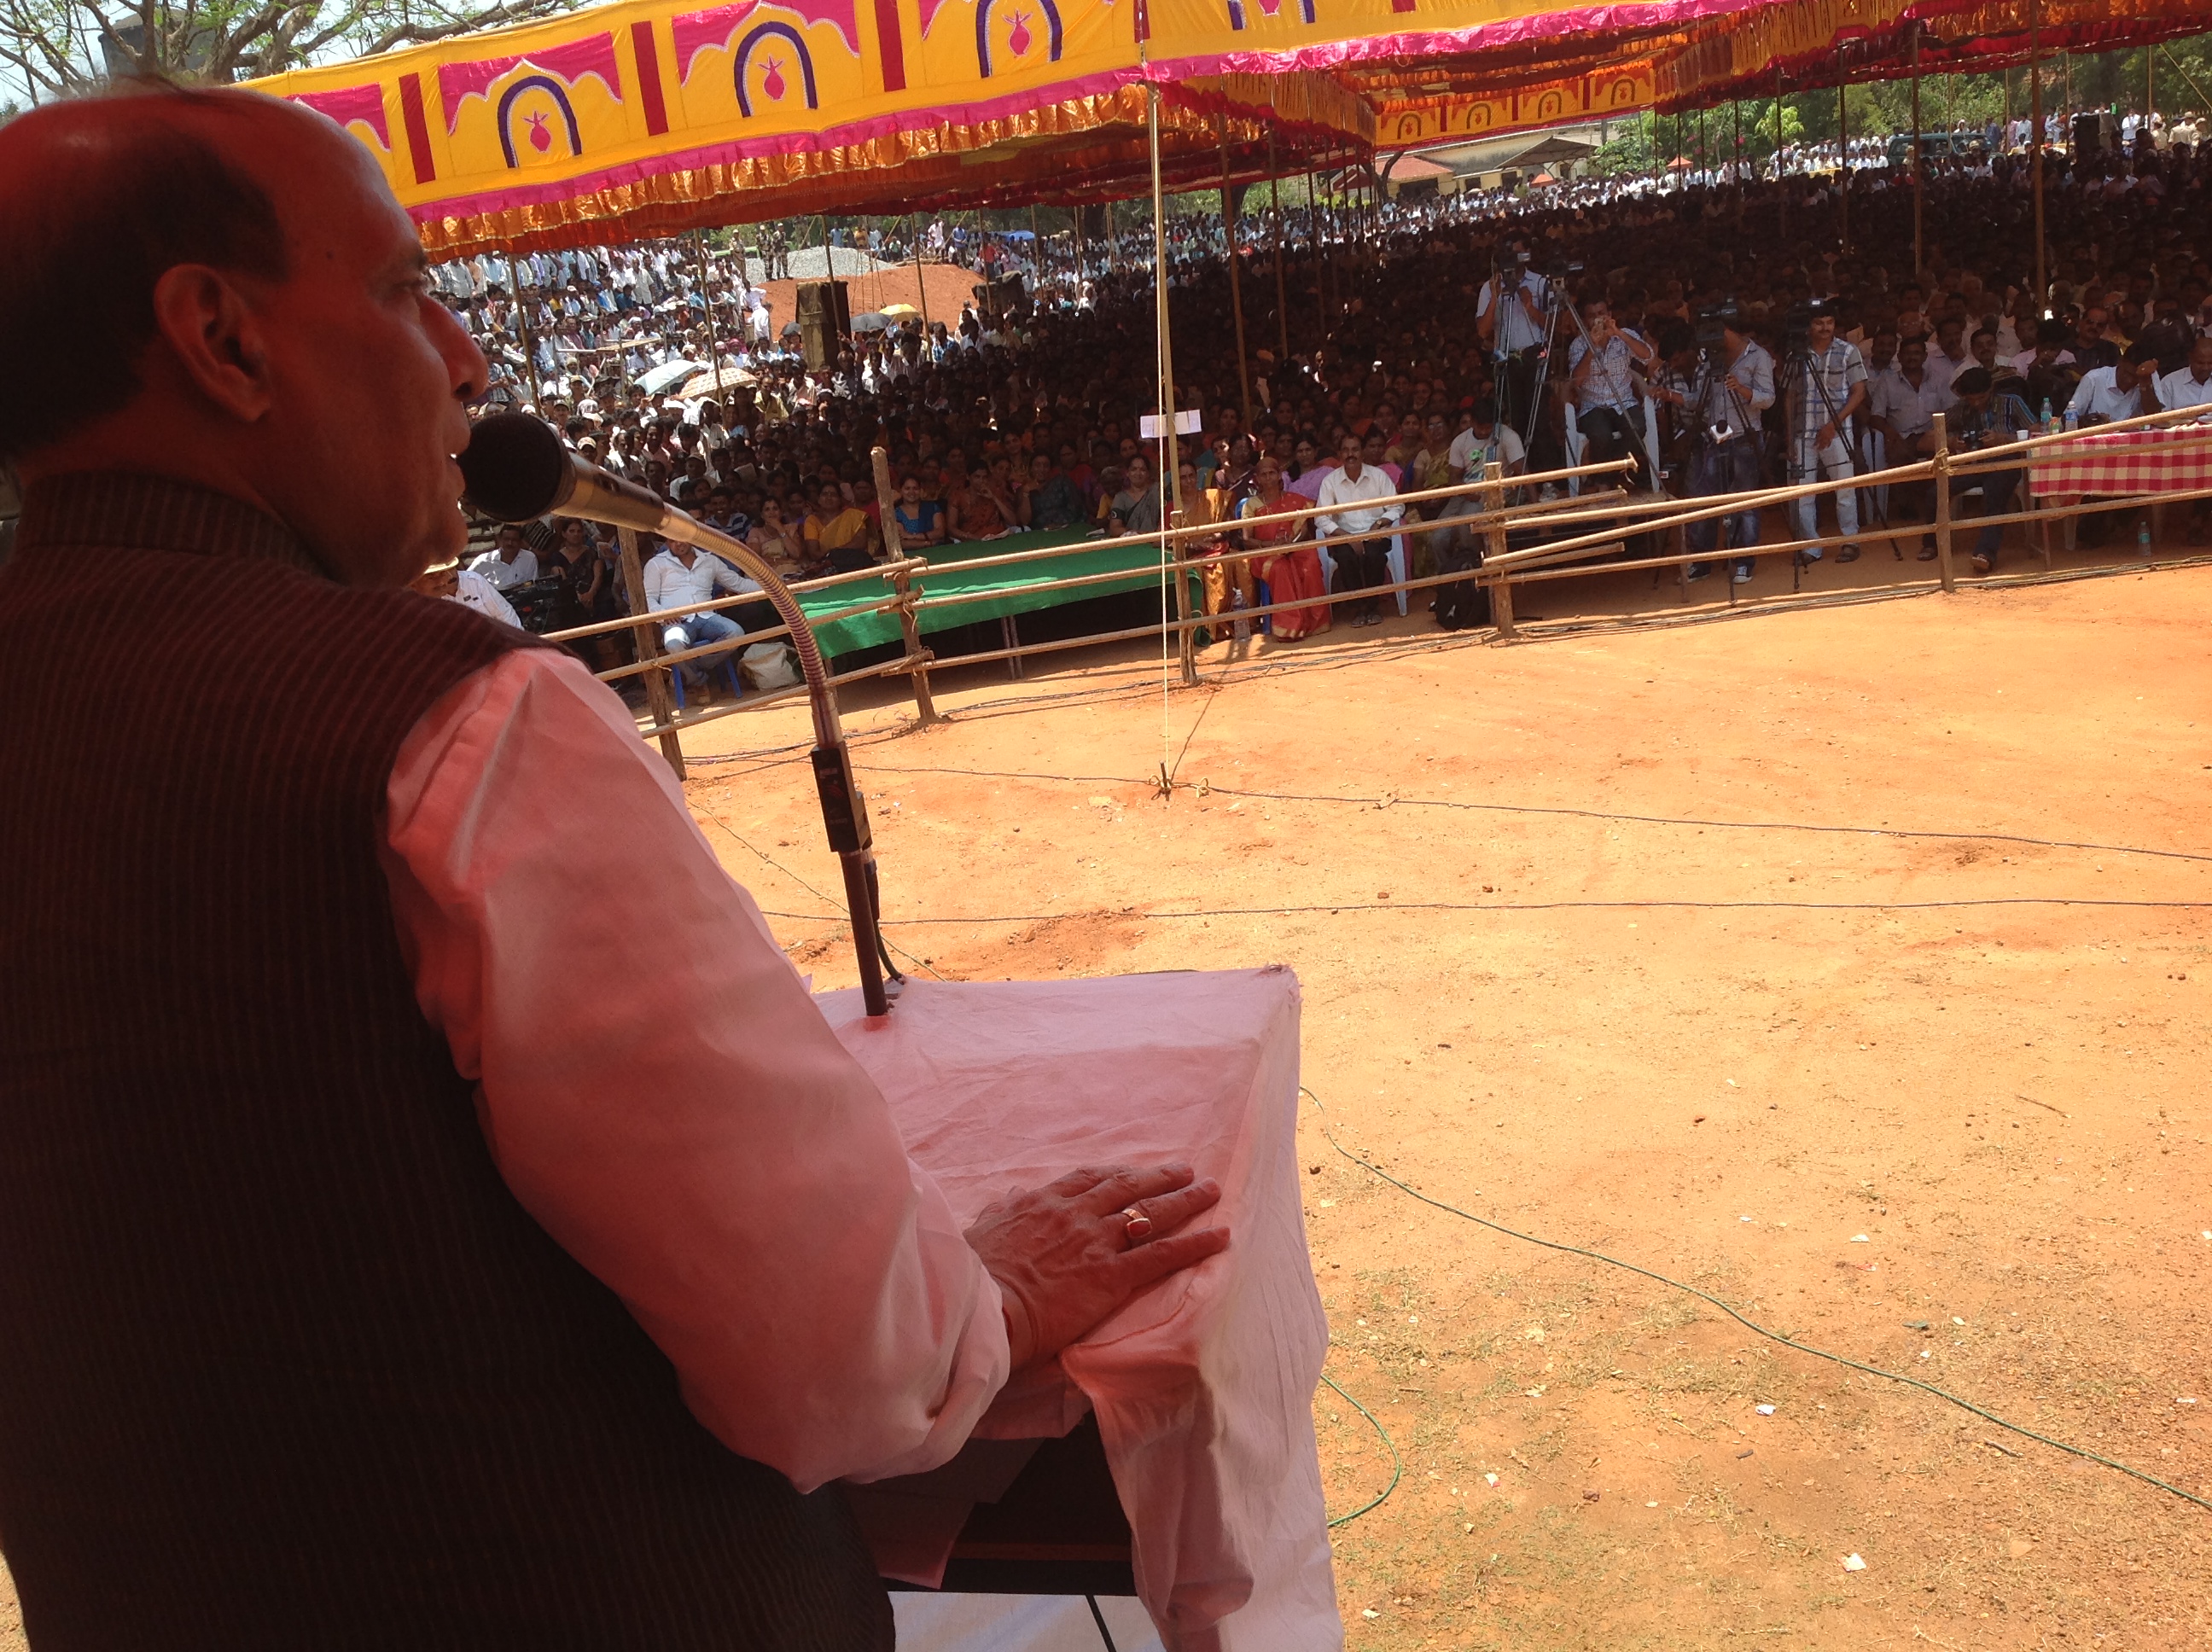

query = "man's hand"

[
  {"left": 1816, "top": 421, "right": 1838, "bottom": 449},
  {"left": 964, "top": 1164, "right": 1229, "bottom": 1370}
]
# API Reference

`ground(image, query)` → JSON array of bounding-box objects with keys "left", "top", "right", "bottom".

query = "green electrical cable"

[
  {"left": 1318, "top": 1372, "right": 1403, "bottom": 1528},
  {"left": 1301, "top": 1087, "right": 2211, "bottom": 1517}
]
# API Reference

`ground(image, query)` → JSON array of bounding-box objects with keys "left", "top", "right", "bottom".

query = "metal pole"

[
  {"left": 1837, "top": 48, "right": 1850, "bottom": 253},
  {"left": 912, "top": 213, "right": 932, "bottom": 340},
  {"left": 507, "top": 251, "right": 537, "bottom": 395},
  {"left": 1775, "top": 65, "right": 1787, "bottom": 241},
  {"left": 1911, "top": 25, "right": 1924, "bottom": 277},
  {"left": 822, "top": 212, "right": 834, "bottom": 283},
  {"left": 2029, "top": 0, "right": 2046, "bottom": 305},
  {"left": 2147, "top": 44, "right": 2154, "bottom": 131},
  {"left": 1271, "top": 130, "right": 1289, "bottom": 361},
  {"left": 1220, "top": 123, "right": 1253, "bottom": 432},
  {"left": 1147, "top": 82, "right": 1197, "bottom": 686}
]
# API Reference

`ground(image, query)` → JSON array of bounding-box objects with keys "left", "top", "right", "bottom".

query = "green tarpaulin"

[{"left": 796, "top": 526, "right": 1191, "bottom": 657}]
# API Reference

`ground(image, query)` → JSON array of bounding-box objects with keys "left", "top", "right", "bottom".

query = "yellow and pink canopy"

[{"left": 242, "top": 0, "right": 2207, "bottom": 255}]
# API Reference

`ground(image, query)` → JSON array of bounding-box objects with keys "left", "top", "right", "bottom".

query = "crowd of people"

[{"left": 435, "top": 116, "right": 2212, "bottom": 695}]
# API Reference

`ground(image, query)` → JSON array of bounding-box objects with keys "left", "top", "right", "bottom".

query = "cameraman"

[
  {"left": 1784, "top": 302, "right": 1867, "bottom": 562},
  {"left": 1568, "top": 297, "right": 1656, "bottom": 486},
  {"left": 1476, "top": 239, "right": 1549, "bottom": 429},
  {"left": 1654, "top": 306, "right": 1773, "bottom": 584}
]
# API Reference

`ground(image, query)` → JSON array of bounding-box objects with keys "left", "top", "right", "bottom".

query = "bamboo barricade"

[
  {"left": 552, "top": 410, "right": 2212, "bottom": 746},
  {"left": 871, "top": 442, "right": 940, "bottom": 724}
]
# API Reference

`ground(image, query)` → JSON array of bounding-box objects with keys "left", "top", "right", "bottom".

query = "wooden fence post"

[
  {"left": 1169, "top": 507, "right": 1199, "bottom": 684},
  {"left": 1930, "top": 411, "right": 1956, "bottom": 594},
  {"left": 871, "top": 445, "right": 940, "bottom": 724},
  {"left": 1482, "top": 461, "right": 1516, "bottom": 637},
  {"left": 616, "top": 525, "right": 686, "bottom": 779}
]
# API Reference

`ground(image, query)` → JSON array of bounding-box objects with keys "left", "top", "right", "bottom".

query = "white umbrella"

[{"left": 634, "top": 358, "right": 706, "bottom": 395}]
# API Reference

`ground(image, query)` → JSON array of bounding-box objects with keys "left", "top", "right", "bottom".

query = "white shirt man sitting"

[
  {"left": 2151, "top": 335, "right": 2212, "bottom": 544},
  {"left": 1314, "top": 435, "right": 1404, "bottom": 627},
  {"left": 469, "top": 522, "right": 538, "bottom": 590},
  {"left": 409, "top": 559, "right": 523, "bottom": 628},
  {"left": 643, "top": 538, "right": 761, "bottom": 697},
  {"left": 2066, "top": 346, "right": 2154, "bottom": 426}
]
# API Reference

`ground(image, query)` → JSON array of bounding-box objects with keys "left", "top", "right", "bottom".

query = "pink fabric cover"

[{"left": 817, "top": 969, "right": 1341, "bottom": 1652}]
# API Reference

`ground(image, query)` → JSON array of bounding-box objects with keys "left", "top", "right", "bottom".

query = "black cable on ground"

[
  {"left": 1301, "top": 1085, "right": 2212, "bottom": 1517},
  {"left": 854, "top": 764, "right": 2212, "bottom": 870},
  {"left": 748, "top": 895, "right": 2212, "bottom": 927}
]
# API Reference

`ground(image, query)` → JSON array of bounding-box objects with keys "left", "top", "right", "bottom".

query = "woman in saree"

[{"left": 1240, "top": 455, "right": 1330, "bottom": 642}]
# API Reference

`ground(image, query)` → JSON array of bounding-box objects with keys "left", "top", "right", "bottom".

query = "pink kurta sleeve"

[{"left": 379, "top": 646, "right": 1007, "bottom": 1491}]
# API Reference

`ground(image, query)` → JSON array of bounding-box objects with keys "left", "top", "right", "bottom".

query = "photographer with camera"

[
  {"left": 1477, "top": 238, "right": 1549, "bottom": 435},
  {"left": 1781, "top": 301, "right": 1868, "bottom": 563},
  {"left": 1568, "top": 296, "right": 1656, "bottom": 487},
  {"left": 1652, "top": 305, "right": 1773, "bottom": 584}
]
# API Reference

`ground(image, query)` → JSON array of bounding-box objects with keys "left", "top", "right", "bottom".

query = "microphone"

[
  {"left": 460, "top": 410, "right": 672, "bottom": 536},
  {"left": 458, "top": 410, "right": 897, "bottom": 1017}
]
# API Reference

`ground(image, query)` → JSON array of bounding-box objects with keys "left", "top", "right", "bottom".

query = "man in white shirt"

[
  {"left": 2151, "top": 335, "right": 2212, "bottom": 544},
  {"left": 1782, "top": 304, "right": 1867, "bottom": 561},
  {"left": 2067, "top": 345, "right": 2154, "bottom": 425},
  {"left": 1568, "top": 297, "right": 1655, "bottom": 484},
  {"left": 1476, "top": 241, "right": 1550, "bottom": 431},
  {"left": 1447, "top": 397, "right": 1528, "bottom": 482},
  {"left": 410, "top": 557, "right": 523, "bottom": 628},
  {"left": 1869, "top": 336, "right": 1960, "bottom": 561},
  {"left": 1314, "top": 433, "right": 1404, "bottom": 626},
  {"left": 643, "top": 537, "right": 759, "bottom": 694},
  {"left": 469, "top": 521, "right": 538, "bottom": 590}
]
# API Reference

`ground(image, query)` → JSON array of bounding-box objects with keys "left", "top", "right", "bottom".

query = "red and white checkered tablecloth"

[{"left": 2029, "top": 423, "right": 2212, "bottom": 496}]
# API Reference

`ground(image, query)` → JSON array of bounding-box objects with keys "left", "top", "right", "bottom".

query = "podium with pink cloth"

[{"left": 816, "top": 968, "right": 1342, "bottom": 1652}]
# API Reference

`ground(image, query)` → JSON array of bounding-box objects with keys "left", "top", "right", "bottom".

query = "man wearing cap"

[{"left": 0, "top": 83, "right": 1225, "bottom": 1649}]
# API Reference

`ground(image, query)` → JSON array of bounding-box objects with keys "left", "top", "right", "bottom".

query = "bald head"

[{"left": 0, "top": 83, "right": 488, "bottom": 585}]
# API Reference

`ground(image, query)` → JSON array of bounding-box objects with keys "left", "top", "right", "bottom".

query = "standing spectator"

[
  {"left": 1869, "top": 335, "right": 1957, "bottom": 561},
  {"left": 1784, "top": 304, "right": 1867, "bottom": 562},
  {"left": 1669, "top": 309, "right": 1773, "bottom": 584}
]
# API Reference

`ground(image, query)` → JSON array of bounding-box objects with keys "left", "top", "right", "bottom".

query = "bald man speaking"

[{"left": 0, "top": 84, "right": 1225, "bottom": 1649}]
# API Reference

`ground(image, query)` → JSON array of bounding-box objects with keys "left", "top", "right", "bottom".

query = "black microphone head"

[{"left": 459, "top": 412, "right": 573, "bottom": 522}]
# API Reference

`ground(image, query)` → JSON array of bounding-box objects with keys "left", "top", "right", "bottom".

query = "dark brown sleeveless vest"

[{"left": 0, "top": 474, "right": 889, "bottom": 1650}]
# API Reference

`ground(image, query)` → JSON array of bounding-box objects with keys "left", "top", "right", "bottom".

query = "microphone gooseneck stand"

[{"left": 459, "top": 411, "right": 894, "bottom": 1016}]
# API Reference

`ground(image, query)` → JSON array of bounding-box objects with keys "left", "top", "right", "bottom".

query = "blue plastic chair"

[{"left": 669, "top": 654, "right": 742, "bottom": 710}]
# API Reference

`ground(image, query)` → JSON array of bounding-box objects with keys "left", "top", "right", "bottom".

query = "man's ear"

[{"left": 148, "top": 265, "right": 273, "bottom": 424}]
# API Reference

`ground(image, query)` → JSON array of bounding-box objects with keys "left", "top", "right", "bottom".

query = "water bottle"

[
  {"left": 2040, "top": 398, "right": 2054, "bottom": 432},
  {"left": 2063, "top": 407, "right": 2079, "bottom": 433},
  {"left": 2137, "top": 518, "right": 2153, "bottom": 556}
]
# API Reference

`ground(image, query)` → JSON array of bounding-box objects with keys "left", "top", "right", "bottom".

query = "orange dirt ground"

[{"left": 4, "top": 560, "right": 2206, "bottom": 1649}]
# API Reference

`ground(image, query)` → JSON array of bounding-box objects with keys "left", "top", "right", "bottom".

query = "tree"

[{"left": 0, "top": 0, "right": 584, "bottom": 102}]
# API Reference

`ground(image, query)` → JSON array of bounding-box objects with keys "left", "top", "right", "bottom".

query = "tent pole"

[
  {"left": 1220, "top": 122, "right": 1253, "bottom": 432},
  {"left": 2029, "top": 0, "right": 2046, "bottom": 305},
  {"left": 508, "top": 250, "right": 535, "bottom": 396},
  {"left": 1029, "top": 203, "right": 1042, "bottom": 288},
  {"left": 1911, "top": 24, "right": 1924, "bottom": 277},
  {"left": 913, "top": 214, "right": 931, "bottom": 341},
  {"left": 1837, "top": 49, "right": 1850, "bottom": 254},
  {"left": 1732, "top": 100, "right": 1743, "bottom": 226},
  {"left": 1775, "top": 65, "right": 1786, "bottom": 241},
  {"left": 1271, "top": 131, "right": 1289, "bottom": 361},
  {"left": 822, "top": 213, "right": 834, "bottom": 285},
  {"left": 1147, "top": 81, "right": 1196, "bottom": 686},
  {"left": 2146, "top": 43, "right": 2154, "bottom": 128}
]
